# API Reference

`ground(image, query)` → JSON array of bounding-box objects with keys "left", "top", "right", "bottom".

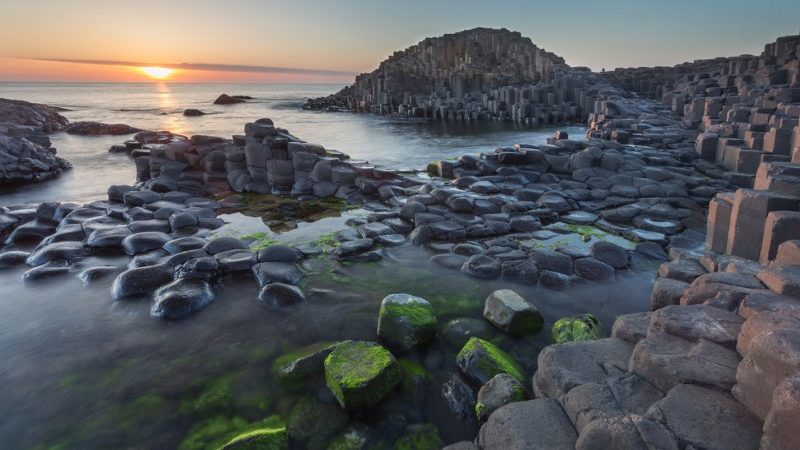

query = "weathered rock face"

[
  {"left": 306, "top": 28, "right": 613, "bottom": 125},
  {"left": 0, "top": 131, "right": 72, "bottom": 183},
  {"left": 0, "top": 99, "right": 72, "bottom": 184},
  {"left": 0, "top": 98, "right": 68, "bottom": 133}
]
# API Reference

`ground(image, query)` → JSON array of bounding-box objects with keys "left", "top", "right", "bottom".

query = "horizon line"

[{"left": 24, "top": 58, "right": 358, "bottom": 77}]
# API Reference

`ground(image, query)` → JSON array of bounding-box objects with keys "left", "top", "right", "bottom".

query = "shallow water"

[
  {"left": 0, "top": 82, "right": 584, "bottom": 205},
  {"left": 0, "top": 230, "right": 656, "bottom": 448}
]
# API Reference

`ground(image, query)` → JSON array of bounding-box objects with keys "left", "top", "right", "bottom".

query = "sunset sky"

[{"left": 1, "top": 0, "right": 797, "bottom": 83}]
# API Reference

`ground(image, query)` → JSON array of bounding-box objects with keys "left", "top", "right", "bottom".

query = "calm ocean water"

[{"left": 0, "top": 82, "right": 584, "bottom": 204}]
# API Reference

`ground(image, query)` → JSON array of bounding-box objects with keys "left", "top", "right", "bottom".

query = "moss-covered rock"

[
  {"left": 398, "top": 359, "right": 431, "bottom": 406},
  {"left": 178, "top": 415, "right": 284, "bottom": 450},
  {"left": 327, "top": 425, "right": 371, "bottom": 450},
  {"left": 475, "top": 373, "right": 527, "bottom": 422},
  {"left": 377, "top": 294, "right": 437, "bottom": 352},
  {"left": 271, "top": 341, "right": 339, "bottom": 380},
  {"left": 220, "top": 426, "right": 288, "bottom": 450},
  {"left": 551, "top": 314, "right": 601, "bottom": 344},
  {"left": 392, "top": 423, "right": 443, "bottom": 450},
  {"left": 287, "top": 395, "right": 348, "bottom": 449},
  {"left": 456, "top": 337, "right": 525, "bottom": 384},
  {"left": 324, "top": 341, "right": 401, "bottom": 410}
]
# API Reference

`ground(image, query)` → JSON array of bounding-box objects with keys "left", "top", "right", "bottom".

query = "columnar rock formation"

[{"left": 306, "top": 28, "right": 616, "bottom": 124}]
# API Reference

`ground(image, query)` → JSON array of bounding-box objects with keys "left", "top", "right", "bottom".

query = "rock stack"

[{"left": 0, "top": 98, "right": 72, "bottom": 183}]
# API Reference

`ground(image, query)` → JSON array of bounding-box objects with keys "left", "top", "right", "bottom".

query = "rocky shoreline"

[{"left": 1, "top": 32, "right": 799, "bottom": 449}]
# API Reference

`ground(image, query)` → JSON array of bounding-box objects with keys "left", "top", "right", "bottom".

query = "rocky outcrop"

[
  {"left": 213, "top": 94, "right": 247, "bottom": 105},
  {"left": 0, "top": 98, "right": 71, "bottom": 184},
  {"left": 0, "top": 98, "right": 68, "bottom": 133},
  {"left": 64, "top": 121, "right": 141, "bottom": 136}
]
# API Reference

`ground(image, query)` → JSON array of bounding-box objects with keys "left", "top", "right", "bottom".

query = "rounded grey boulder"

[
  {"left": 121, "top": 231, "right": 172, "bottom": 256},
  {"left": 111, "top": 264, "right": 174, "bottom": 300},
  {"left": 258, "top": 282, "right": 305, "bottom": 307},
  {"left": 151, "top": 278, "right": 215, "bottom": 319}
]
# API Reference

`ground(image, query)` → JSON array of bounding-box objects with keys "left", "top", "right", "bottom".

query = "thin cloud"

[{"left": 30, "top": 58, "right": 356, "bottom": 77}]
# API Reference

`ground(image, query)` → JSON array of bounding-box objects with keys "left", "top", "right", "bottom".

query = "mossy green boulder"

[
  {"left": 271, "top": 341, "right": 339, "bottom": 380},
  {"left": 287, "top": 395, "right": 348, "bottom": 448},
  {"left": 398, "top": 359, "right": 431, "bottom": 406},
  {"left": 377, "top": 293, "right": 437, "bottom": 352},
  {"left": 178, "top": 415, "right": 284, "bottom": 450},
  {"left": 324, "top": 340, "right": 401, "bottom": 410},
  {"left": 551, "top": 314, "right": 601, "bottom": 344},
  {"left": 220, "top": 426, "right": 288, "bottom": 450},
  {"left": 456, "top": 337, "right": 525, "bottom": 384}
]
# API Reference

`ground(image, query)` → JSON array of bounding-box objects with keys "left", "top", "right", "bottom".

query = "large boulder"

[
  {"left": 533, "top": 338, "right": 634, "bottom": 399},
  {"left": 121, "top": 231, "right": 172, "bottom": 256},
  {"left": 456, "top": 337, "right": 525, "bottom": 384},
  {"left": 324, "top": 341, "right": 401, "bottom": 410},
  {"left": 214, "top": 94, "right": 246, "bottom": 105},
  {"left": 64, "top": 121, "right": 140, "bottom": 136},
  {"left": 477, "top": 399, "right": 577, "bottom": 450},
  {"left": 482, "top": 289, "right": 543, "bottom": 336},
  {"left": 644, "top": 384, "right": 762, "bottom": 450},
  {"left": 377, "top": 293, "right": 437, "bottom": 352},
  {"left": 25, "top": 241, "right": 86, "bottom": 266}
]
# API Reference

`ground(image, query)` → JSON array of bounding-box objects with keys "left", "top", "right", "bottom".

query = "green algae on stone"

[
  {"left": 286, "top": 395, "right": 348, "bottom": 448},
  {"left": 551, "top": 314, "right": 601, "bottom": 344},
  {"left": 392, "top": 423, "right": 444, "bottom": 450},
  {"left": 398, "top": 359, "right": 431, "bottom": 406},
  {"left": 179, "top": 415, "right": 284, "bottom": 450},
  {"left": 180, "top": 373, "right": 236, "bottom": 418},
  {"left": 241, "top": 232, "right": 277, "bottom": 251},
  {"left": 327, "top": 425, "right": 371, "bottom": 450},
  {"left": 456, "top": 337, "right": 525, "bottom": 384},
  {"left": 377, "top": 293, "right": 438, "bottom": 352},
  {"left": 220, "top": 426, "right": 288, "bottom": 450},
  {"left": 324, "top": 340, "right": 401, "bottom": 410},
  {"left": 271, "top": 341, "right": 339, "bottom": 380},
  {"left": 231, "top": 193, "right": 356, "bottom": 232}
]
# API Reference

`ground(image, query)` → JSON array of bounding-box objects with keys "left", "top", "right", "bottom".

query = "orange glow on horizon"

[
  {"left": 0, "top": 58, "right": 354, "bottom": 83},
  {"left": 138, "top": 66, "right": 174, "bottom": 79}
]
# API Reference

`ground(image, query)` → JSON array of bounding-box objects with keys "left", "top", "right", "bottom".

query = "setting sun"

[{"left": 139, "top": 66, "right": 173, "bottom": 79}]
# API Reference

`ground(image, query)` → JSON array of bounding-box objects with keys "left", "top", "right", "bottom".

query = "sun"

[{"left": 139, "top": 66, "right": 174, "bottom": 79}]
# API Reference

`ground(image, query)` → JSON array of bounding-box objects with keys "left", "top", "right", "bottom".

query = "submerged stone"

[
  {"left": 151, "top": 278, "right": 215, "bottom": 320},
  {"left": 456, "top": 337, "right": 525, "bottom": 384},
  {"left": 272, "top": 341, "right": 339, "bottom": 380},
  {"left": 377, "top": 293, "right": 437, "bottom": 352},
  {"left": 551, "top": 314, "right": 602, "bottom": 344},
  {"left": 258, "top": 282, "right": 305, "bottom": 307},
  {"left": 220, "top": 427, "right": 288, "bottom": 450},
  {"left": 324, "top": 340, "right": 401, "bottom": 410}
]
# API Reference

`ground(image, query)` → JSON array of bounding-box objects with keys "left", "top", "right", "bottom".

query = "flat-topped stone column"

[
  {"left": 761, "top": 211, "right": 800, "bottom": 263},
  {"left": 726, "top": 189, "right": 799, "bottom": 260},
  {"left": 707, "top": 193, "right": 734, "bottom": 254}
]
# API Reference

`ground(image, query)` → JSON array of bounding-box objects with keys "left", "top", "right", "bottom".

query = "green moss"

[
  {"left": 178, "top": 415, "right": 284, "bottom": 450},
  {"left": 392, "top": 424, "right": 443, "bottom": 450},
  {"left": 551, "top": 314, "right": 602, "bottom": 344},
  {"left": 241, "top": 232, "right": 277, "bottom": 251},
  {"left": 474, "top": 401, "right": 485, "bottom": 418},
  {"left": 220, "top": 427, "right": 288, "bottom": 450},
  {"left": 563, "top": 224, "right": 610, "bottom": 240},
  {"left": 382, "top": 302, "right": 436, "bottom": 329},
  {"left": 271, "top": 341, "right": 338, "bottom": 380},
  {"left": 324, "top": 341, "right": 401, "bottom": 409},
  {"left": 398, "top": 359, "right": 430, "bottom": 405},
  {"left": 180, "top": 373, "right": 236, "bottom": 418},
  {"left": 457, "top": 337, "right": 525, "bottom": 384},
  {"left": 286, "top": 395, "right": 347, "bottom": 447},
  {"left": 232, "top": 193, "right": 356, "bottom": 232}
]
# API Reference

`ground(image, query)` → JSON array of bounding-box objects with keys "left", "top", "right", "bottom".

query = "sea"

[{"left": 0, "top": 82, "right": 584, "bottom": 205}]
